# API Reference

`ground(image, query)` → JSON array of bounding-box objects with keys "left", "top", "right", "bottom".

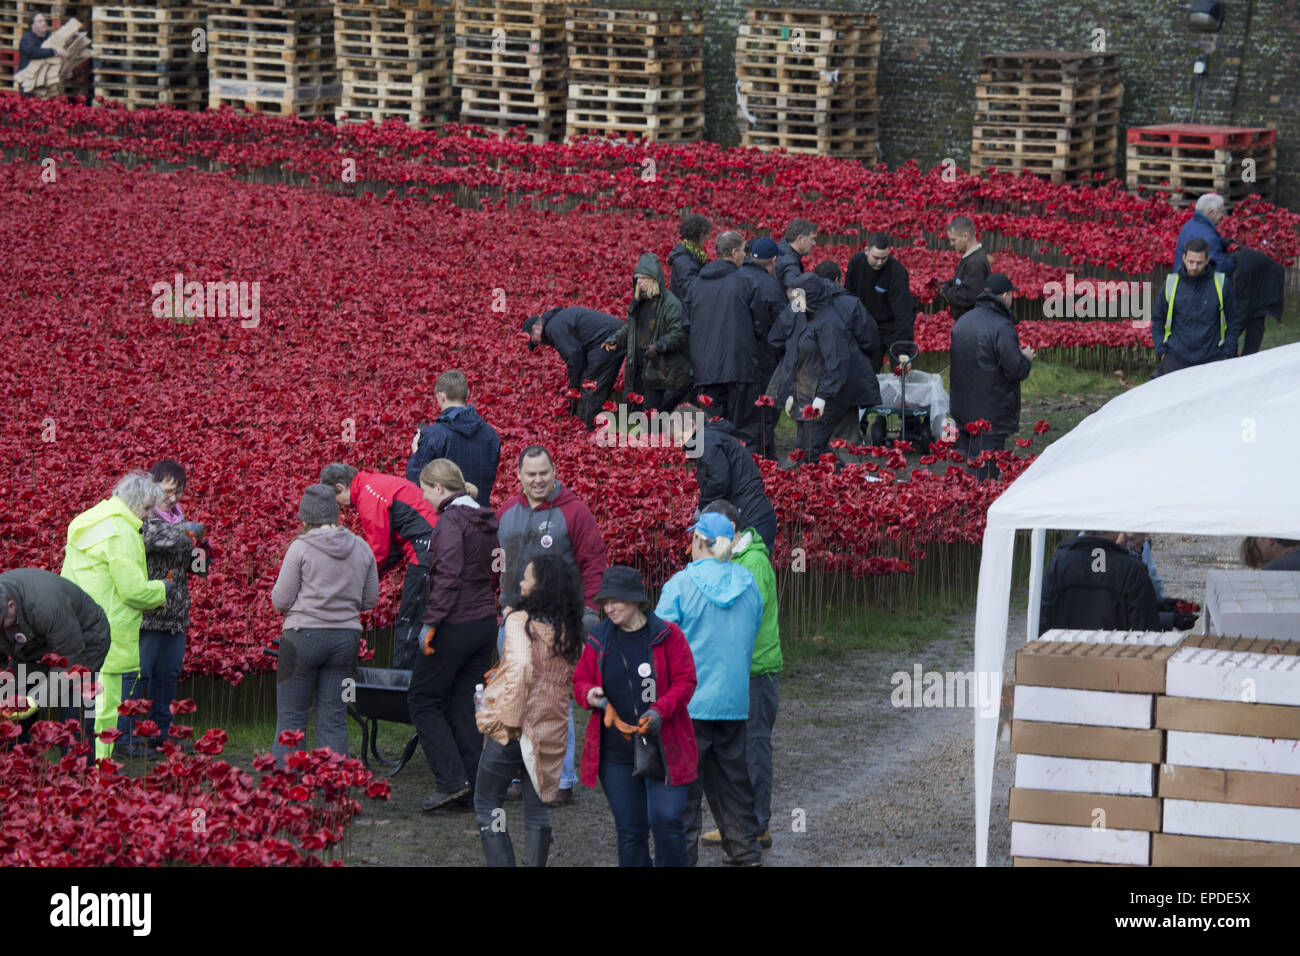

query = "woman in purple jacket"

[{"left": 410, "top": 458, "right": 501, "bottom": 812}]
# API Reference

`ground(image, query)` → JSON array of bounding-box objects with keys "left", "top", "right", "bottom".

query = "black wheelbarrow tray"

[{"left": 348, "top": 667, "right": 421, "bottom": 777}]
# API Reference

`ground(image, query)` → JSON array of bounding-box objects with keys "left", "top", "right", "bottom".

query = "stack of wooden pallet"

[
  {"left": 334, "top": 0, "right": 453, "bottom": 129},
  {"left": 91, "top": 2, "right": 205, "bottom": 110},
  {"left": 1126, "top": 125, "right": 1277, "bottom": 208},
  {"left": 207, "top": 1, "right": 339, "bottom": 118},
  {"left": 564, "top": 4, "right": 703, "bottom": 144},
  {"left": 971, "top": 50, "right": 1121, "bottom": 185},
  {"left": 1, "top": 2, "right": 90, "bottom": 95},
  {"left": 452, "top": 0, "right": 575, "bottom": 143},
  {"left": 735, "top": 6, "right": 880, "bottom": 159}
]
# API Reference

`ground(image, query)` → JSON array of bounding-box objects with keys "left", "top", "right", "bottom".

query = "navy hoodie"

[{"left": 406, "top": 404, "right": 501, "bottom": 508}]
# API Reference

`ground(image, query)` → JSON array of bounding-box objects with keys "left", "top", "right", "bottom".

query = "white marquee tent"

[{"left": 973, "top": 342, "right": 1300, "bottom": 866}]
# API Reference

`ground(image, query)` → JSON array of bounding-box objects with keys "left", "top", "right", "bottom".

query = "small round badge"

[
  {"left": 637, "top": 662, "right": 652, "bottom": 678},
  {"left": 540, "top": 534, "right": 553, "bottom": 549},
  {"left": 12, "top": 633, "right": 26, "bottom": 645}
]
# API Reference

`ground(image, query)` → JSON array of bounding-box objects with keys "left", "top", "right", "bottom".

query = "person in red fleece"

[{"left": 321, "top": 463, "right": 440, "bottom": 670}]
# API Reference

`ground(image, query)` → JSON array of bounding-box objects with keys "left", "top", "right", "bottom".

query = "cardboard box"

[
  {"left": 1015, "top": 754, "right": 1156, "bottom": 796},
  {"left": 1152, "top": 832, "right": 1300, "bottom": 866},
  {"left": 1180, "top": 634, "right": 1300, "bottom": 655},
  {"left": 1166, "top": 647, "right": 1300, "bottom": 706},
  {"left": 1166, "top": 730, "right": 1300, "bottom": 775},
  {"left": 1009, "top": 787, "right": 1161, "bottom": 831},
  {"left": 1010, "top": 821, "right": 1150, "bottom": 865},
  {"left": 1013, "top": 857, "right": 1134, "bottom": 866},
  {"left": 1205, "top": 570, "right": 1300, "bottom": 641},
  {"left": 1013, "top": 685, "right": 1153, "bottom": 728},
  {"left": 1012, "top": 720, "right": 1163, "bottom": 763},
  {"left": 1163, "top": 798, "right": 1300, "bottom": 845},
  {"left": 1158, "top": 764, "right": 1300, "bottom": 809},
  {"left": 1036, "top": 629, "right": 1184, "bottom": 646},
  {"left": 1016, "top": 641, "right": 1178, "bottom": 693},
  {"left": 1156, "top": 695, "right": 1300, "bottom": 739}
]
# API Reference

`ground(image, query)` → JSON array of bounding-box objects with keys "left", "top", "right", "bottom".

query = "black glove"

[
  {"left": 1173, "top": 611, "right": 1198, "bottom": 630},
  {"left": 163, "top": 579, "right": 177, "bottom": 601},
  {"left": 1159, "top": 597, "right": 1179, "bottom": 612},
  {"left": 638, "top": 708, "right": 662, "bottom": 735},
  {"left": 643, "top": 342, "right": 659, "bottom": 360}
]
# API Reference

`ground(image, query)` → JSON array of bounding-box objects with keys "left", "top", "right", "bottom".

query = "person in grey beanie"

[{"left": 270, "top": 484, "right": 379, "bottom": 763}]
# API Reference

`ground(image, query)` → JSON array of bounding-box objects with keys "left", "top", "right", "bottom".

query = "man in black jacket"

[
  {"left": 846, "top": 233, "right": 916, "bottom": 370},
  {"left": 0, "top": 568, "right": 109, "bottom": 728},
  {"left": 672, "top": 408, "right": 778, "bottom": 552},
  {"left": 668, "top": 213, "right": 712, "bottom": 305},
  {"left": 949, "top": 274, "right": 1034, "bottom": 479},
  {"left": 1232, "top": 247, "right": 1285, "bottom": 356},
  {"left": 524, "top": 307, "right": 625, "bottom": 430},
  {"left": 1039, "top": 533, "right": 1162, "bottom": 634},
  {"left": 775, "top": 219, "right": 819, "bottom": 293},
  {"left": 407, "top": 369, "right": 501, "bottom": 507},
  {"left": 939, "top": 216, "right": 990, "bottom": 322},
  {"left": 683, "top": 231, "right": 765, "bottom": 449},
  {"left": 18, "top": 13, "right": 66, "bottom": 74},
  {"left": 734, "top": 237, "right": 788, "bottom": 459}
]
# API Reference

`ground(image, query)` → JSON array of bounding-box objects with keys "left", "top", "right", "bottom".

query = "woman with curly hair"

[{"left": 475, "top": 554, "right": 585, "bottom": 867}]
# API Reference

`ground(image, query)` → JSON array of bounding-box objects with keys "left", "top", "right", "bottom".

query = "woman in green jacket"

[
  {"left": 604, "top": 252, "right": 693, "bottom": 413},
  {"left": 61, "top": 473, "right": 169, "bottom": 760}
]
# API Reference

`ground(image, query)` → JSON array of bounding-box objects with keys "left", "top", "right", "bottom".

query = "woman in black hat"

[{"left": 572, "top": 566, "right": 699, "bottom": 866}]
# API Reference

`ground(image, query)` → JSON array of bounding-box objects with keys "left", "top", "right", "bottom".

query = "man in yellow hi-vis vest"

[{"left": 1151, "top": 237, "right": 1242, "bottom": 377}]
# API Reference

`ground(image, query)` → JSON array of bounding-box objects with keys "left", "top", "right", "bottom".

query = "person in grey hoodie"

[{"left": 271, "top": 484, "right": 379, "bottom": 763}]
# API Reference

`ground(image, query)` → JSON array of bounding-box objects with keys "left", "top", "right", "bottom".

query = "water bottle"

[{"left": 474, "top": 683, "right": 485, "bottom": 713}]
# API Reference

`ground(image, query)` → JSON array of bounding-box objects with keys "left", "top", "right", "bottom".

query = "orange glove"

[{"left": 421, "top": 625, "right": 436, "bottom": 656}]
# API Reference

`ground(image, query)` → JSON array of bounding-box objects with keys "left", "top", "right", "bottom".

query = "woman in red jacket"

[
  {"left": 573, "top": 566, "right": 697, "bottom": 867},
  {"left": 410, "top": 459, "right": 499, "bottom": 812}
]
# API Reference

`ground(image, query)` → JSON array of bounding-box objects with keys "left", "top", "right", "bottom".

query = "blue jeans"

[
  {"left": 501, "top": 619, "right": 577, "bottom": 790},
  {"left": 598, "top": 759, "right": 689, "bottom": 867},
  {"left": 139, "top": 629, "right": 186, "bottom": 739}
]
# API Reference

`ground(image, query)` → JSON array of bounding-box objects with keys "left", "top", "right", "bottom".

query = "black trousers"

[
  {"left": 699, "top": 381, "right": 762, "bottom": 450},
  {"left": 392, "top": 553, "right": 431, "bottom": 670},
  {"left": 1242, "top": 314, "right": 1266, "bottom": 356},
  {"left": 576, "top": 348, "right": 625, "bottom": 429},
  {"left": 408, "top": 615, "right": 496, "bottom": 793},
  {"left": 641, "top": 385, "right": 691, "bottom": 414},
  {"left": 793, "top": 394, "right": 854, "bottom": 466},
  {"left": 956, "top": 431, "right": 1008, "bottom": 481},
  {"left": 685, "top": 718, "right": 761, "bottom": 865}
]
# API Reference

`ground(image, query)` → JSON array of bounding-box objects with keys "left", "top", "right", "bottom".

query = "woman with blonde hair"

[{"left": 409, "top": 458, "right": 500, "bottom": 812}]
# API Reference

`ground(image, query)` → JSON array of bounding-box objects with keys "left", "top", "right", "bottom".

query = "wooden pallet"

[
  {"left": 972, "top": 122, "right": 1117, "bottom": 143},
  {"left": 95, "top": 82, "right": 206, "bottom": 107},
  {"left": 567, "top": 82, "right": 700, "bottom": 105},
  {"left": 461, "top": 83, "right": 561, "bottom": 108},
  {"left": 334, "top": 5, "right": 449, "bottom": 60},
  {"left": 453, "top": 0, "right": 570, "bottom": 43},
  {"left": 745, "top": 6, "right": 876, "bottom": 29},
  {"left": 1126, "top": 123, "right": 1275, "bottom": 151},
  {"left": 334, "top": 0, "right": 441, "bottom": 10},
  {"left": 975, "top": 100, "right": 1122, "bottom": 126}
]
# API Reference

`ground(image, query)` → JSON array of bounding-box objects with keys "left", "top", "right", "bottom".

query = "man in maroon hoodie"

[
  {"left": 497, "top": 445, "right": 607, "bottom": 802},
  {"left": 321, "top": 464, "right": 441, "bottom": 670}
]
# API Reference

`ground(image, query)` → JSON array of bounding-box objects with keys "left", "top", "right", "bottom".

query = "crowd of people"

[{"left": 0, "top": 197, "right": 1291, "bottom": 867}]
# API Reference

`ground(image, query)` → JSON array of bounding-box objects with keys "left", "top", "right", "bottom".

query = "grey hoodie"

[{"left": 271, "top": 526, "right": 379, "bottom": 632}]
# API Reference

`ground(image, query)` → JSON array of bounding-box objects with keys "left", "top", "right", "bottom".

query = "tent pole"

[{"left": 1026, "top": 528, "right": 1046, "bottom": 640}]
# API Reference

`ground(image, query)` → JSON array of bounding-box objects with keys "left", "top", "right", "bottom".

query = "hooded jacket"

[
  {"left": 496, "top": 482, "right": 607, "bottom": 611},
  {"left": 609, "top": 252, "right": 692, "bottom": 393},
  {"left": 422, "top": 494, "right": 500, "bottom": 628},
  {"left": 845, "top": 251, "right": 916, "bottom": 346},
  {"left": 60, "top": 496, "right": 167, "bottom": 673},
  {"left": 574, "top": 612, "right": 698, "bottom": 787},
  {"left": 770, "top": 274, "right": 882, "bottom": 408},
  {"left": 732, "top": 530, "right": 781, "bottom": 677},
  {"left": 540, "top": 307, "right": 626, "bottom": 390},
  {"left": 406, "top": 405, "right": 501, "bottom": 508},
  {"left": 1039, "top": 536, "right": 1161, "bottom": 634},
  {"left": 0, "top": 568, "right": 111, "bottom": 671},
  {"left": 271, "top": 526, "right": 379, "bottom": 632},
  {"left": 683, "top": 259, "right": 762, "bottom": 385},
  {"left": 949, "top": 290, "right": 1032, "bottom": 436},
  {"left": 349, "top": 471, "right": 440, "bottom": 573},
  {"left": 1174, "top": 211, "right": 1237, "bottom": 275},
  {"left": 697, "top": 419, "right": 777, "bottom": 536},
  {"left": 667, "top": 241, "right": 707, "bottom": 303},
  {"left": 655, "top": 558, "right": 762, "bottom": 720},
  {"left": 1152, "top": 264, "right": 1242, "bottom": 364}
]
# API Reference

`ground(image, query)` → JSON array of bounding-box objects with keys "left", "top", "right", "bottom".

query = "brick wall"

[{"left": 625, "top": 0, "right": 1299, "bottom": 208}]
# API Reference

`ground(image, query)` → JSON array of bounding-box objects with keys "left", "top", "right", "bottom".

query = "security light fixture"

[{"left": 1188, "top": 1, "right": 1225, "bottom": 32}]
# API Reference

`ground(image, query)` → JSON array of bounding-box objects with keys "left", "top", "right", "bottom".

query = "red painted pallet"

[{"left": 1126, "top": 124, "right": 1276, "bottom": 150}]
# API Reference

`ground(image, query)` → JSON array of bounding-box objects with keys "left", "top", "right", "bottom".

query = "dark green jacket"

[
  {"left": 0, "top": 568, "right": 111, "bottom": 671},
  {"left": 610, "top": 252, "right": 692, "bottom": 393}
]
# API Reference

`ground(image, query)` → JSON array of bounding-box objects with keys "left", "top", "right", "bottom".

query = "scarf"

[
  {"left": 682, "top": 240, "right": 707, "bottom": 264},
  {"left": 155, "top": 502, "right": 184, "bottom": 523}
]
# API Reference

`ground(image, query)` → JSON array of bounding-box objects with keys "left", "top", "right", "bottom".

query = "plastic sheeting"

[
  {"left": 973, "top": 343, "right": 1300, "bottom": 866},
  {"left": 875, "top": 369, "right": 950, "bottom": 440}
]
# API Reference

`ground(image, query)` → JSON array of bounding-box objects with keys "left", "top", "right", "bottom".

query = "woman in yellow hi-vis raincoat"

[{"left": 61, "top": 473, "right": 168, "bottom": 760}]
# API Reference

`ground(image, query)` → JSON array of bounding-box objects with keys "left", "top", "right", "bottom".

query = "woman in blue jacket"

[{"left": 654, "top": 512, "right": 764, "bottom": 866}]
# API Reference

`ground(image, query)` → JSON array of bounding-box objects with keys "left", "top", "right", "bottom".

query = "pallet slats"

[
  {"left": 1125, "top": 123, "right": 1277, "bottom": 208},
  {"left": 334, "top": 0, "right": 451, "bottom": 128},
  {"left": 207, "top": 3, "right": 338, "bottom": 118}
]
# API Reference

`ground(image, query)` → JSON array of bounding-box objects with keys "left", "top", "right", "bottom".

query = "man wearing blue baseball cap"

[{"left": 655, "top": 511, "right": 764, "bottom": 866}]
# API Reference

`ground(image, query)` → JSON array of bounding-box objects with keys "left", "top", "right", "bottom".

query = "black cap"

[
  {"left": 594, "top": 565, "right": 650, "bottom": 605},
  {"left": 984, "top": 274, "right": 1017, "bottom": 294}
]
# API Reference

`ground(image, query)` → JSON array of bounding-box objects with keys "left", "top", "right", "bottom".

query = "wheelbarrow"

[
  {"left": 863, "top": 341, "right": 932, "bottom": 447},
  {"left": 263, "top": 641, "right": 420, "bottom": 777}
]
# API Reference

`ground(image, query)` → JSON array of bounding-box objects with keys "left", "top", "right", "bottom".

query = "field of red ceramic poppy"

[{"left": 2, "top": 100, "right": 1298, "bottom": 864}]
